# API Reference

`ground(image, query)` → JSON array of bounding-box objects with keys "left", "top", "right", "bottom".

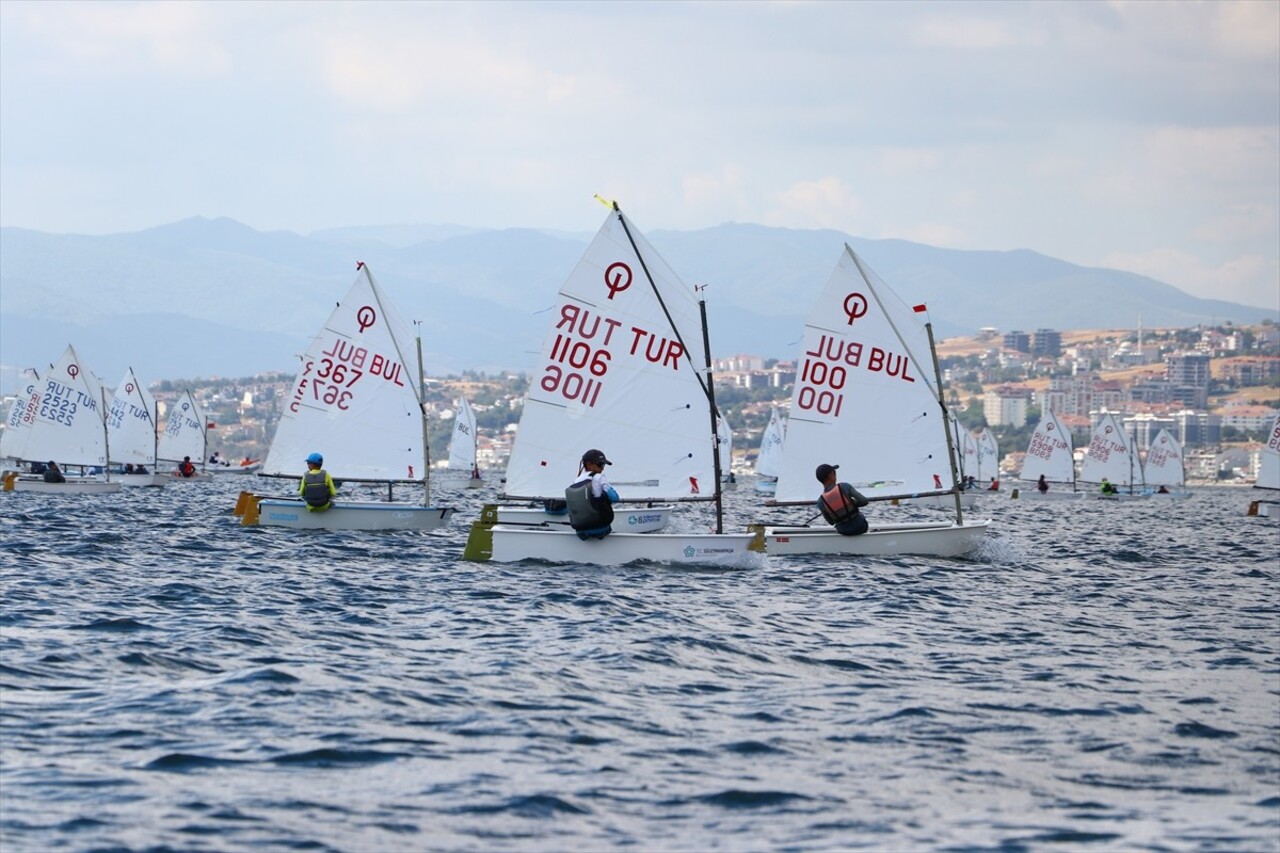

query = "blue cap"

[{"left": 306, "top": 452, "right": 323, "bottom": 465}]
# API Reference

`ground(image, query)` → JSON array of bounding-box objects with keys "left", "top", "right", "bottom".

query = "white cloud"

[
  {"left": 768, "top": 177, "right": 863, "bottom": 230},
  {"left": 1102, "top": 247, "right": 1279, "bottom": 309}
]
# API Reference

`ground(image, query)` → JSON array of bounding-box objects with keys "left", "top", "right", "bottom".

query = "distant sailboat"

[
  {"left": 1247, "top": 413, "right": 1280, "bottom": 518},
  {"left": 448, "top": 396, "right": 484, "bottom": 488},
  {"left": 718, "top": 415, "right": 737, "bottom": 490},
  {"left": 1081, "top": 412, "right": 1147, "bottom": 499},
  {"left": 1143, "top": 428, "right": 1190, "bottom": 499},
  {"left": 106, "top": 368, "right": 166, "bottom": 487},
  {"left": 975, "top": 428, "right": 1000, "bottom": 488},
  {"left": 753, "top": 405, "right": 785, "bottom": 495},
  {"left": 1016, "top": 410, "right": 1083, "bottom": 501},
  {"left": 157, "top": 389, "right": 210, "bottom": 480}
]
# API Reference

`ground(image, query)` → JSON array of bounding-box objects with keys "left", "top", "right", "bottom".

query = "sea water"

[{"left": 1, "top": 479, "right": 1277, "bottom": 852}]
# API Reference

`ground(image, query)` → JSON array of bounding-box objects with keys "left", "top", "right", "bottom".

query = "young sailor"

[
  {"left": 300, "top": 452, "right": 336, "bottom": 512},
  {"left": 815, "top": 463, "right": 870, "bottom": 536},
  {"left": 565, "top": 448, "right": 619, "bottom": 540}
]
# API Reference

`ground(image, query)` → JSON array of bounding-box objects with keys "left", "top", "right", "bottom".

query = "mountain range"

[{"left": 1, "top": 216, "right": 1274, "bottom": 388}]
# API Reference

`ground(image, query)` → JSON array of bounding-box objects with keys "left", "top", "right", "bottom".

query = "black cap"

[
  {"left": 582, "top": 448, "right": 611, "bottom": 466},
  {"left": 815, "top": 463, "right": 839, "bottom": 482}
]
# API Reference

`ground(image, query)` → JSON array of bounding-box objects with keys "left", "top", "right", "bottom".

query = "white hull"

[
  {"left": 3, "top": 476, "right": 122, "bottom": 494},
  {"left": 119, "top": 474, "right": 168, "bottom": 488},
  {"left": 208, "top": 465, "right": 261, "bottom": 475},
  {"left": 473, "top": 524, "right": 765, "bottom": 568},
  {"left": 1248, "top": 498, "right": 1280, "bottom": 519},
  {"left": 1011, "top": 488, "right": 1086, "bottom": 501},
  {"left": 247, "top": 497, "right": 455, "bottom": 531},
  {"left": 894, "top": 493, "right": 979, "bottom": 510},
  {"left": 495, "top": 504, "right": 674, "bottom": 534},
  {"left": 1091, "top": 492, "right": 1150, "bottom": 501},
  {"left": 759, "top": 519, "right": 991, "bottom": 558},
  {"left": 467, "top": 478, "right": 484, "bottom": 490},
  {"left": 1148, "top": 490, "right": 1191, "bottom": 500},
  {"left": 754, "top": 478, "right": 778, "bottom": 496}
]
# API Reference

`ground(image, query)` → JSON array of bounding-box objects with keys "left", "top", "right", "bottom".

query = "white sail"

[
  {"left": 263, "top": 265, "right": 428, "bottom": 483},
  {"left": 976, "top": 428, "right": 999, "bottom": 483},
  {"left": 157, "top": 390, "right": 208, "bottom": 466},
  {"left": 717, "top": 413, "right": 733, "bottom": 468},
  {"left": 755, "top": 406, "right": 785, "bottom": 479},
  {"left": 11, "top": 345, "right": 109, "bottom": 467},
  {"left": 1019, "top": 410, "right": 1076, "bottom": 486},
  {"left": 448, "top": 396, "right": 478, "bottom": 471},
  {"left": 1257, "top": 414, "right": 1280, "bottom": 493},
  {"left": 1, "top": 368, "right": 42, "bottom": 462},
  {"left": 952, "top": 416, "right": 978, "bottom": 480},
  {"left": 503, "top": 208, "right": 715, "bottom": 501},
  {"left": 1143, "top": 428, "right": 1185, "bottom": 489},
  {"left": 773, "top": 247, "right": 953, "bottom": 503},
  {"left": 1080, "top": 412, "right": 1139, "bottom": 488},
  {"left": 106, "top": 369, "right": 159, "bottom": 467}
]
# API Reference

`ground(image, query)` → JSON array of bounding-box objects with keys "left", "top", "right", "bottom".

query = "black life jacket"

[
  {"left": 819, "top": 484, "right": 860, "bottom": 525},
  {"left": 302, "top": 470, "right": 332, "bottom": 508},
  {"left": 564, "top": 478, "right": 613, "bottom": 531}
]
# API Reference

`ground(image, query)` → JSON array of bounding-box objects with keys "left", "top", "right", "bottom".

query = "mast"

[
  {"left": 699, "top": 296, "right": 725, "bottom": 534},
  {"left": 416, "top": 323, "right": 431, "bottom": 507},
  {"left": 99, "top": 386, "right": 112, "bottom": 482},
  {"left": 924, "top": 320, "right": 965, "bottom": 523}
]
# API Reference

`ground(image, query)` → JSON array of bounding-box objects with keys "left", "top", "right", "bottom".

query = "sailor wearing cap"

[
  {"left": 300, "top": 452, "right": 337, "bottom": 512},
  {"left": 815, "top": 462, "right": 870, "bottom": 536},
  {"left": 565, "top": 449, "right": 620, "bottom": 540}
]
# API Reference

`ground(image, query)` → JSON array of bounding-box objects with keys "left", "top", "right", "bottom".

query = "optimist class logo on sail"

[{"left": 536, "top": 261, "right": 687, "bottom": 410}]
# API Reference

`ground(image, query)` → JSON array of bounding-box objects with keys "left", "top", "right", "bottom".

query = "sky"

[{"left": 1, "top": 0, "right": 1277, "bottom": 310}]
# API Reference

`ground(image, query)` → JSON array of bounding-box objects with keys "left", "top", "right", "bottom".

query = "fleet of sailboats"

[
  {"left": 1, "top": 345, "right": 121, "bottom": 494},
  {"left": 11, "top": 213, "right": 1273, "bottom": 556}
]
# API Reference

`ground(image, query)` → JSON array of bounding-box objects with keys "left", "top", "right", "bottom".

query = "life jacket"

[
  {"left": 819, "top": 484, "right": 860, "bottom": 525},
  {"left": 565, "top": 478, "right": 613, "bottom": 531},
  {"left": 179, "top": 461, "right": 196, "bottom": 477},
  {"left": 302, "top": 470, "right": 332, "bottom": 509}
]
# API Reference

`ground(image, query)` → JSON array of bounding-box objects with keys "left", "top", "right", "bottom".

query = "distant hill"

[{"left": 1, "top": 216, "right": 1274, "bottom": 388}]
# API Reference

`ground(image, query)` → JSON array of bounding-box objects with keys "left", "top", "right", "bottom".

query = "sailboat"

[
  {"left": 753, "top": 405, "right": 785, "bottom": 494},
  {"left": 448, "top": 396, "right": 484, "bottom": 488},
  {"left": 751, "top": 246, "right": 991, "bottom": 558},
  {"left": 106, "top": 369, "right": 167, "bottom": 487},
  {"left": 1247, "top": 413, "right": 1280, "bottom": 518},
  {"left": 896, "top": 413, "right": 978, "bottom": 509},
  {"left": 1014, "top": 410, "right": 1084, "bottom": 501},
  {"left": 1080, "top": 411, "right": 1148, "bottom": 499},
  {"left": 464, "top": 202, "right": 762, "bottom": 568},
  {"left": 157, "top": 389, "right": 210, "bottom": 479},
  {"left": 718, "top": 415, "right": 737, "bottom": 490},
  {"left": 1143, "top": 428, "right": 1190, "bottom": 499},
  {"left": 1, "top": 345, "right": 121, "bottom": 494},
  {"left": 237, "top": 263, "right": 456, "bottom": 531},
  {"left": 1, "top": 368, "right": 42, "bottom": 468},
  {"left": 975, "top": 428, "right": 1000, "bottom": 488}
]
